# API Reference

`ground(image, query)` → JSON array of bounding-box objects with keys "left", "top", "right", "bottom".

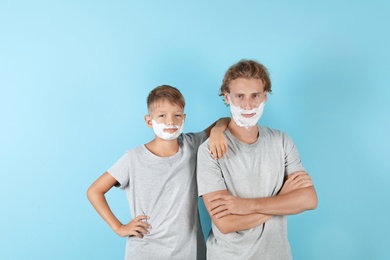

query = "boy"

[
  {"left": 197, "top": 60, "right": 318, "bottom": 259},
  {"left": 87, "top": 85, "right": 229, "bottom": 260}
]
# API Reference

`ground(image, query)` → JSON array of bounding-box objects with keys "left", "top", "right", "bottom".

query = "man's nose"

[{"left": 241, "top": 99, "right": 252, "bottom": 110}]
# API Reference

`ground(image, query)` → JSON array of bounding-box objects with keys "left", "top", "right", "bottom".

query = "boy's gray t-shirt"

[
  {"left": 108, "top": 132, "right": 207, "bottom": 260},
  {"left": 197, "top": 126, "right": 305, "bottom": 260}
]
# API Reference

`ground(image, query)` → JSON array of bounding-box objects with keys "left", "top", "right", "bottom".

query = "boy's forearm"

[
  {"left": 214, "top": 117, "right": 230, "bottom": 131},
  {"left": 205, "top": 117, "right": 230, "bottom": 136}
]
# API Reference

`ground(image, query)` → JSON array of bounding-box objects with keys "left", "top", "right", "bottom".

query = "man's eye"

[{"left": 176, "top": 114, "right": 183, "bottom": 117}]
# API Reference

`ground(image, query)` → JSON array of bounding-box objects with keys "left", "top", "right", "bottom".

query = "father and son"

[{"left": 87, "top": 59, "right": 318, "bottom": 259}]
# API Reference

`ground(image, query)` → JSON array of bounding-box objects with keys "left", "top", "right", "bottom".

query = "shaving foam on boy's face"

[
  {"left": 228, "top": 95, "right": 265, "bottom": 129},
  {"left": 152, "top": 119, "right": 184, "bottom": 140}
]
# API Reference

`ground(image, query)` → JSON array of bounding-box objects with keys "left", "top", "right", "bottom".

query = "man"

[{"left": 197, "top": 59, "right": 318, "bottom": 260}]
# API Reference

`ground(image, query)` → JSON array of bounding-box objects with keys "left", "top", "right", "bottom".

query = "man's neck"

[{"left": 228, "top": 121, "right": 259, "bottom": 144}]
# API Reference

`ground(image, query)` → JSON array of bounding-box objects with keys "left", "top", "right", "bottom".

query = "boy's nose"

[{"left": 165, "top": 116, "right": 175, "bottom": 125}]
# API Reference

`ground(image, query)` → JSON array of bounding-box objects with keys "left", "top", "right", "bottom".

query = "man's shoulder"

[{"left": 259, "top": 125, "right": 288, "bottom": 137}]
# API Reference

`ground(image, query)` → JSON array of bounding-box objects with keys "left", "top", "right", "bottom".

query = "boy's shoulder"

[
  {"left": 121, "top": 145, "right": 146, "bottom": 158},
  {"left": 181, "top": 131, "right": 207, "bottom": 141}
]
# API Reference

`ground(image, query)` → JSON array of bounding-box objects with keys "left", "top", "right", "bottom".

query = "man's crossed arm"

[{"left": 202, "top": 171, "right": 318, "bottom": 234}]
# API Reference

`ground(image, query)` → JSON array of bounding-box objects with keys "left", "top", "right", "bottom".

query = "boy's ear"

[{"left": 144, "top": 115, "right": 153, "bottom": 128}]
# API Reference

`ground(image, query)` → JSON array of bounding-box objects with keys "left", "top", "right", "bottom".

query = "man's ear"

[
  {"left": 263, "top": 92, "right": 268, "bottom": 103},
  {"left": 223, "top": 93, "right": 230, "bottom": 105},
  {"left": 144, "top": 115, "right": 153, "bottom": 129}
]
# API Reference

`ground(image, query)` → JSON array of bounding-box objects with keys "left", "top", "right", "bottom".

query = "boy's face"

[{"left": 145, "top": 100, "right": 186, "bottom": 134}]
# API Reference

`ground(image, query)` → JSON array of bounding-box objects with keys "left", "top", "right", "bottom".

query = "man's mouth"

[{"left": 241, "top": 113, "right": 255, "bottom": 118}]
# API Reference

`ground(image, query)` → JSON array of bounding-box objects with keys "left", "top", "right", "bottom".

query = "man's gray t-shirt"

[
  {"left": 108, "top": 132, "right": 207, "bottom": 260},
  {"left": 197, "top": 126, "right": 305, "bottom": 260}
]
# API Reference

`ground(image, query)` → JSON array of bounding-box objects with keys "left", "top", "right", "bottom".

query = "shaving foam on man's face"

[
  {"left": 228, "top": 95, "right": 265, "bottom": 128},
  {"left": 152, "top": 119, "right": 184, "bottom": 140}
]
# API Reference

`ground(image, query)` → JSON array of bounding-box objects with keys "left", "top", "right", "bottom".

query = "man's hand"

[
  {"left": 279, "top": 171, "right": 313, "bottom": 195},
  {"left": 208, "top": 193, "right": 254, "bottom": 218},
  {"left": 114, "top": 215, "right": 151, "bottom": 238}
]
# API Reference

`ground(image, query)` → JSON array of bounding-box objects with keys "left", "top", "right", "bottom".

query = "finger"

[
  {"left": 135, "top": 225, "right": 150, "bottom": 235},
  {"left": 129, "top": 230, "right": 144, "bottom": 238},
  {"left": 289, "top": 171, "right": 307, "bottom": 180},
  {"left": 215, "top": 146, "right": 222, "bottom": 159},
  {"left": 209, "top": 146, "right": 216, "bottom": 157},
  {"left": 138, "top": 221, "right": 152, "bottom": 229},
  {"left": 210, "top": 204, "right": 229, "bottom": 216},
  {"left": 214, "top": 209, "right": 229, "bottom": 219},
  {"left": 209, "top": 201, "right": 225, "bottom": 212},
  {"left": 221, "top": 143, "right": 227, "bottom": 154},
  {"left": 218, "top": 144, "right": 228, "bottom": 159},
  {"left": 135, "top": 215, "right": 149, "bottom": 221},
  {"left": 209, "top": 194, "right": 223, "bottom": 202},
  {"left": 293, "top": 176, "right": 312, "bottom": 185},
  {"left": 297, "top": 180, "right": 313, "bottom": 188}
]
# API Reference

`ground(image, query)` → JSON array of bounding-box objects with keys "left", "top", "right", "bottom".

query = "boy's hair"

[
  {"left": 147, "top": 85, "right": 186, "bottom": 113},
  {"left": 219, "top": 59, "right": 272, "bottom": 96}
]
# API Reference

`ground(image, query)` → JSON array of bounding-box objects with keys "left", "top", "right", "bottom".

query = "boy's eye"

[{"left": 158, "top": 114, "right": 165, "bottom": 117}]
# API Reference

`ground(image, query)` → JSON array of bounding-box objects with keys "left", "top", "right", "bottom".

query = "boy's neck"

[
  {"left": 145, "top": 138, "right": 180, "bottom": 157},
  {"left": 228, "top": 121, "right": 259, "bottom": 144}
]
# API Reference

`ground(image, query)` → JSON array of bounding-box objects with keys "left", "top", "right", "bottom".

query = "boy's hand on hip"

[{"left": 114, "top": 215, "right": 151, "bottom": 238}]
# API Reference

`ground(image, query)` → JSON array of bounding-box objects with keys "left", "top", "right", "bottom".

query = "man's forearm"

[
  {"left": 214, "top": 213, "right": 272, "bottom": 234},
  {"left": 252, "top": 186, "right": 318, "bottom": 215},
  {"left": 203, "top": 190, "right": 273, "bottom": 234}
]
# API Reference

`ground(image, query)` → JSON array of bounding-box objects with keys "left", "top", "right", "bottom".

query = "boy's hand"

[
  {"left": 114, "top": 215, "right": 151, "bottom": 238},
  {"left": 279, "top": 171, "right": 313, "bottom": 195},
  {"left": 209, "top": 130, "right": 228, "bottom": 159}
]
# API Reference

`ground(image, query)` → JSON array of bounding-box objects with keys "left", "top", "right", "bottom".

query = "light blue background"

[{"left": 1, "top": 1, "right": 389, "bottom": 259}]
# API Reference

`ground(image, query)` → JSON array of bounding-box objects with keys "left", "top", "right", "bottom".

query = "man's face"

[
  {"left": 224, "top": 78, "right": 268, "bottom": 128},
  {"left": 225, "top": 78, "right": 267, "bottom": 110}
]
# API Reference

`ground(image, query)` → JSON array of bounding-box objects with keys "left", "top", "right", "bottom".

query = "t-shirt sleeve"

[
  {"left": 107, "top": 151, "right": 131, "bottom": 190},
  {"left": 282, "top": 132, "right": 306, "bottom": 175},
  {"left": 183, "top": 131, "right": 208, "bottom": 149},
  {"left": 197, "top": 141, "right": 227, "bottom": 197}
]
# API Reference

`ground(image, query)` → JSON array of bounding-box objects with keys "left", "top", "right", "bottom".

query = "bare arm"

[
  {"left": 204, "top": 117, "right": 230, "bottom": 159},
  {"left": 209, "top": 171, "right": 318, "bottom": 218},
  {"left": 86, "top": 172, "right": 151, "bottom": 238},
  {"left": 203, "top": 190, "right": 273, "bottom": 234}
]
